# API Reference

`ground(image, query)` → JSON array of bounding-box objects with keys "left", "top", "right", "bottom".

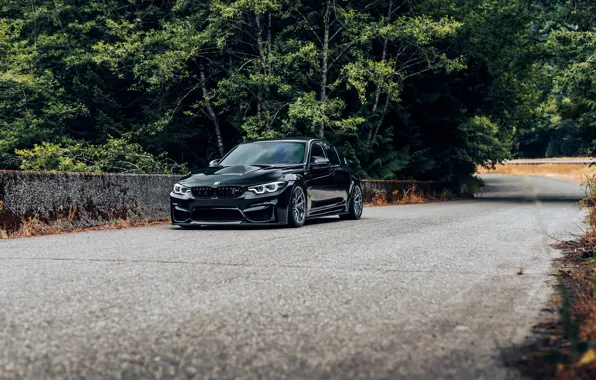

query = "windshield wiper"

[
  {"left": 246, "top": 164, "right": 272, "bottom": 168},
  {"left": 267, "top": 164, "right": 304, "bottom": 168}
]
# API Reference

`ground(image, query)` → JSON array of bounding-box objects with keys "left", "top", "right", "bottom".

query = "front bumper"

[{"left": 170, "top": 186, "right": 292, "bottom": 226}]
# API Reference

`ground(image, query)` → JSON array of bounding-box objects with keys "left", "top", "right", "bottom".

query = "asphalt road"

[{"left": 0, "top": 175, "right": 587, "bottom": 380}]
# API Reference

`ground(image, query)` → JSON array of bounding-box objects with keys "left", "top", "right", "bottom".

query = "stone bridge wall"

[{"left": 0, "top": 171, "right": 439, "bottom": 232}]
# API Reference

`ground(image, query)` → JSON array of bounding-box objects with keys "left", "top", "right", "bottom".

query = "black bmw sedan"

[{"left": 170, "top": 138, "right": 363, "bottom": 228}]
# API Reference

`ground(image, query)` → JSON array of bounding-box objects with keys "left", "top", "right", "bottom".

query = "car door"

[
  {"left": 306, "top": 141, "right": 335, "bottom": 212},
  {"left": 322, "top": 142, "right": 350, "bottom": 206}
]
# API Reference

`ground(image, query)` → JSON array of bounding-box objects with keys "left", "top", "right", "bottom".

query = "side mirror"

[
  {"left": 311, "top": 156, "right": 330, "bottom": 167},
  {"left": 209, "top": 159, "right": 221, "bottom": 167}
]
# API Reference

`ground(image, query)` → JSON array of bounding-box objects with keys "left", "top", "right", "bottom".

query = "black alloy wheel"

[
  {"left": 340, "top": 184, "right": 363, "bottom": 220},
  {"left": 288, "top": 184, "right": 307, "bottom": 227}
]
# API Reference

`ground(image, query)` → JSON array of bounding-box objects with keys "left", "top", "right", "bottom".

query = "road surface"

[{"left": 0, "top": 175, "right": 587, "bottom": 379}]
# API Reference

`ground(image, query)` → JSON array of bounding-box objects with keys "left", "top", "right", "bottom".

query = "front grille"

[
  {"left": 191, "top": 208, "right": 244, "bottom": 222},
  {"left": 191, "top": 186, "right": 245, "bottom": 199}
]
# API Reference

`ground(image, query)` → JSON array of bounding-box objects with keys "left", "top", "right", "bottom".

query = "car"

[{"left": 169, "top": 137, "right": 364, "bottom": 228}]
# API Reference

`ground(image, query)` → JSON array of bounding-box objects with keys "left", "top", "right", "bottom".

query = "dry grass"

[
  {"left": 508, "top": 175, "right": 596, "bottom": 378},
  {"left": 0, "top": 217, "right": 167, "bottom": 240},
  {"left": 551, "top": 175, "right": 596, "bottom": 378},
  {"left": 366, "top": 185, "right": 437, "bottom": 207},
  {"left": 477, "top": 163, "right": 596, "bottom": 182},
  {"left": 551, "top": 240, "right": 596, "bottom": 379}
]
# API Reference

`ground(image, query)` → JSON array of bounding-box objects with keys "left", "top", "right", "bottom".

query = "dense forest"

[{"left": 0, "top": 0, "right": 594, "bottom": 185}]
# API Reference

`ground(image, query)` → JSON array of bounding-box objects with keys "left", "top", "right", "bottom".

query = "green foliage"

[
  {"left": 16, "top": 137, "right": 188, "bottom": 174},
  {"left": 548, "top": 28, "right": 596, "bottom": 155},
  {"left": 512, "top": 0, "right": 596, "bottom": 158},
  {"left": 459, "top": 116, "right": 510, "bottom": 168},
  {"left": 2, "top": 0, "right": 594, "bottom": 180}
]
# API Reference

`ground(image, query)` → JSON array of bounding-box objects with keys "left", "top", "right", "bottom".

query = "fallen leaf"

[{"left": 576, "top": 348, "right": 596, "bottom": 366}]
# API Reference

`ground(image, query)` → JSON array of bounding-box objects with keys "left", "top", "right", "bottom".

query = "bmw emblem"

[{"left": 213, "top": 182, "right": 221, "bottom": 186}]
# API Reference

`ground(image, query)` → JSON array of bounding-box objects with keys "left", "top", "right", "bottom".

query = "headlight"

[
  {"left": 173, "top": 183, "right": 191, "bottom": 195},
  {"left": 248, "top": 181, "right": 286, "bottom": 194}
]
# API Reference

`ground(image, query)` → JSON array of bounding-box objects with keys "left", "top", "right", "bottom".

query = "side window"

[
  {"left": 323, "top": 143, "right": 341, "bottom": 166},
  {"left": 309, "top": 142, "right": 325, "bottom": 162}
]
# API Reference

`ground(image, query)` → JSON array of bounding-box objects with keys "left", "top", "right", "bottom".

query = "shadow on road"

[
  {"left": 471, "top": 195, "right": 584, "bottom": 204},
  {"left": 475, "top": 174, "right": 585, "bottom": 204},
  {"left": 169, "top": 216, "right": 344, "bottom": 231},
  {"left": 499, "top": 284, "right": 563, "bottom": 380}
]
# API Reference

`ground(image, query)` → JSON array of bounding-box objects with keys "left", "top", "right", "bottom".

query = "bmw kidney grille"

[{"left": 191, "top": 186, "right": 245, "bottom": 199}]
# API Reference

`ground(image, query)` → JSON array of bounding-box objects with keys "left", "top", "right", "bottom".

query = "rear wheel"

[
  {"left": 287, "top": 185, "right": 307, "bottom": 228},
  {"left": 340, "top": 184, "right": 363, "bottom": 220}
]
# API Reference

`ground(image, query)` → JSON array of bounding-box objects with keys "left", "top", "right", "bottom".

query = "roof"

[{"left": 241, "top": 136, "right": 321, "bottom": 144}]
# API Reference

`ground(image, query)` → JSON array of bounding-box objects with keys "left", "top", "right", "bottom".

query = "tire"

[
  {"left": 287, "top": 184, "right": 307, "bottom": 228},
  {"left": 340, "top": 184, "right": 364, "bottom": 220}
]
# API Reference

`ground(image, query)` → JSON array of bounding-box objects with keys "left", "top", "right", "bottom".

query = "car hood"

[{"left": 178, "top": 164, "right": 304, "bottom": 187}]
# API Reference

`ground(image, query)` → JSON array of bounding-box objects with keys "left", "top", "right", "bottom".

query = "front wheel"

[
  {"left": 340, "top": 184, "right": 363, "bottom": 220},
  {"left": 287, "top": 184, "right": 307, "bottom": 228}
]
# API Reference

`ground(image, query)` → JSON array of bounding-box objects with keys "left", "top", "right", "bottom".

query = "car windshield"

[{"left": 219, "top": 142, "right": 306, "bottom": 166}]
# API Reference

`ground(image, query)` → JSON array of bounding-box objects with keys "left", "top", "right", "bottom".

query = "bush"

[{"left": 15, "top": 137, "right": 188, "bottom": 174}]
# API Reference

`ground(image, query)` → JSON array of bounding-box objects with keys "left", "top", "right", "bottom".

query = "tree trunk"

[
  {"left": 199, "top": 63, "right": 225, "bottom": 157},
  {"left": 267, "top": 11, "right": 272, "bottom": 77},
  {"left": 255, "top": 12, "right": 268, "bottom": 125},
  {"left": 255, "top": 12, "right": 265, "bottom": 65},
  {"left": 368, "top": 0, "right": 393, "bottom": 141},
  {"left": 319, "top": 0, "right": 331, "bottom": 138},
  {"left": 372, "top": 92, "right": 391, "bottom": 140}
]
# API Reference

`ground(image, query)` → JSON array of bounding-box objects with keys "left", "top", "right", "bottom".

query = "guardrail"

[{"left": 502, "top": 160, "right": 594, "bottom": 165}]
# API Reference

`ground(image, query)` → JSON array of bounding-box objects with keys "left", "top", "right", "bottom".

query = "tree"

[{"left": 4, "top": 0, "right": 577, "bottom": 183}]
